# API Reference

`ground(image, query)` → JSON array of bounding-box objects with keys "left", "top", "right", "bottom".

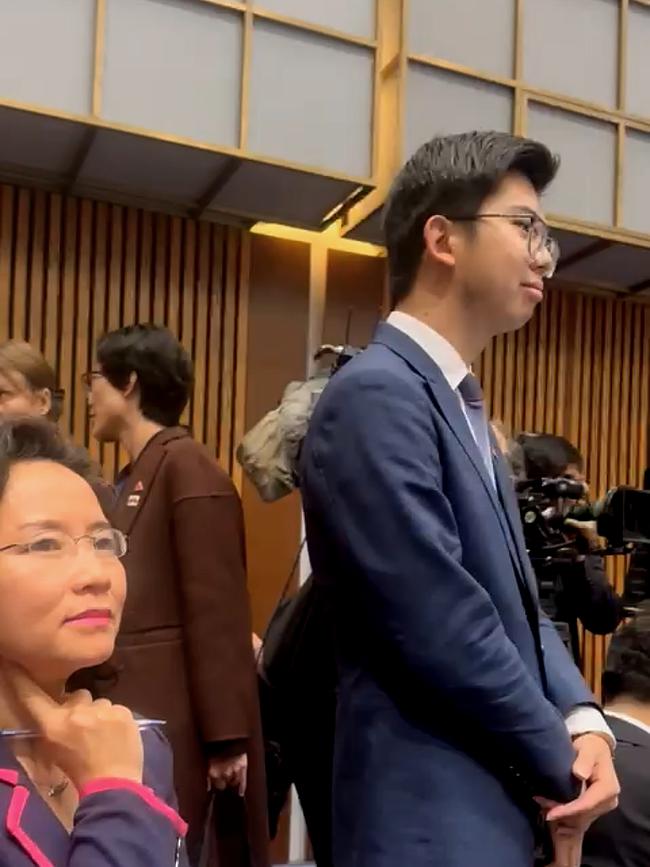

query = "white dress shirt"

[{"left": 386, "top": 311, "right": 614, "bottom": 749}]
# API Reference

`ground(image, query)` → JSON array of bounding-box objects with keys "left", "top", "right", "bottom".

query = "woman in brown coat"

[{"left": 83, "top": 324, "right": 269, "bottom": 867}]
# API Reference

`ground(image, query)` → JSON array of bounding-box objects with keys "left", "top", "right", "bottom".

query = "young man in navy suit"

[{"left": 299, "top": 132, "right": 619, "bottom": 867}]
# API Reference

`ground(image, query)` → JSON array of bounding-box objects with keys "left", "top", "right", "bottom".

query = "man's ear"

[
  {"left": 123, "top": 371, "right": 138, "bottom": 399},
  {"left": 423, "top": 215, "right": 457, "bottom": 269}
]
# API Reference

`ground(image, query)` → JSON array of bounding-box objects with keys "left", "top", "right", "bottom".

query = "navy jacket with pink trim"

[{"left": 0, "top": 726, "right": 189, "bottom": 866}]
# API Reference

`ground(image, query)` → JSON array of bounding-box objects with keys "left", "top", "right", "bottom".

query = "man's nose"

[{"left": 532, "top": 243, "right": 553, "bottom": 277}]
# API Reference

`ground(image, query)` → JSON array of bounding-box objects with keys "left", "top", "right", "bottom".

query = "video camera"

[{"left": 515, "top": 478, "right": 650, "bottom": 564}]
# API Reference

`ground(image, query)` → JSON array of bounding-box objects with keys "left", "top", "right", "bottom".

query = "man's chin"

[{"left": 90, "top": 422, "right": 117, "bottom": 444}]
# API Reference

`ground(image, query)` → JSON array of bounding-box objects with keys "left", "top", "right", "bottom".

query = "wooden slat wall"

[
  {"left": 0, "top": 183, "right": 249, "bottom": 488},
  {"left": 475, "top": 285, "right": 650, "bottom": 695}
]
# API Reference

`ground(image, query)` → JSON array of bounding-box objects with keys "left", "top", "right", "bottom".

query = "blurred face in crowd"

[
  {"left": 424, "top": 172, "right": 556, "bottom": 337},
  {"left": 0, "top": 461, "right": 126, "bottom": 684},
  {"left": 0, "top": 369, "right": 51, "bottom": 420},
  {"left": 84, "top": 369, "right": 134, "bottom": 444}
]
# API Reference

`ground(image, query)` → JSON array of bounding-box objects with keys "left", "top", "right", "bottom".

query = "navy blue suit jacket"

[
  {"left": 0, "top": 726, "right": 189, "bottom": 866},
  {"left": 300, "top": 322, "right": 594, "bottom": 867}
]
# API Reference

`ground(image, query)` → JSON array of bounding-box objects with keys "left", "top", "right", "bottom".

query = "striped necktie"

[{"left": 458, "top": 373, "right": 495, "bottom": 485}]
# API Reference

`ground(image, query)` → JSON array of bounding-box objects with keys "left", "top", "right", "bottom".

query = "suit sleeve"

[
  {"left": 302, "top": 369, "right": 578, "bottom": 802},
  {"left": 69, "top": 730, "right": 189, "bottom": 866},
  {"left": 539, "top": 612, "right": 595, "bottom": 714},
  {"left": 169, "top": 466, "right": 257, "bottom": 746}
]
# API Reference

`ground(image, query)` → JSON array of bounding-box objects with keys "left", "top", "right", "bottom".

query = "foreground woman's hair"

[{"left": 0, "top": 415, "right": 95, "bottom": 493}]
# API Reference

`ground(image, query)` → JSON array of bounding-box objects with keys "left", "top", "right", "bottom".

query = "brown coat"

[{"left": 94, "top": 428, "right": 269, "bottom": 867}]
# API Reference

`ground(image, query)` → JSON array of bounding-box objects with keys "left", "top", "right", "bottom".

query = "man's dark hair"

[
  {"left": 602, "top": 608, "right": 650, "bottom": 704},
  {"left": 517, "top": 432, "right": 584, "bottom": 479},
  {"left": 0, "top": 416, "right": 95, "bottom": 499},
  {"left": 383, "top": 130, "right": 559, "bottom": 307},
  {"left": 97, "top": 324, "right": 193, "bottom": 427}
]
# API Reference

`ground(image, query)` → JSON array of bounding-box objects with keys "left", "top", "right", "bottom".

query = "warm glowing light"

[{"left": 250, "top": 220, "right": 385, "bottom": 258}]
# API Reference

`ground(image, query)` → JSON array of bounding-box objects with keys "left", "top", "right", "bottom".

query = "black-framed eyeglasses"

[
  {"left": 0, "top": 528, "right": 128, "bottom": 559},
  {"left": 449, "top": 213, "right": 560, "bottom": 278},
  {"left": 80, "top": 370, "right": 104, "bottom": 389}
]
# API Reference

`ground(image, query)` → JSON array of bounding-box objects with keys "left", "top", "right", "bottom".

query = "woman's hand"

[
  {"left": 5, "top": 662, "right": 144, "bottom": 791},
  {"left": 208, "top": 753, "right": 248, "bottom": 796}
]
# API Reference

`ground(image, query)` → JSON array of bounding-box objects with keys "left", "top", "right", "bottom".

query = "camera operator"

[{"left": 517, "top": 433, "right": 625, "bottom": 667}]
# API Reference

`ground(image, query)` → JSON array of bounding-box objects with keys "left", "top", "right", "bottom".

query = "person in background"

[
  {"left": 0, "top": 416, "right": 188, "bottom": 865},
  {"left": 0, "top": 340, "right": 113, "bottom": 515},
  {"left": 517, "top": 433, "right": 624, "bottom": 666},
  {"left": 300, "top": 131, "right": 618, "bottom": 867},
  {"left": 84, "top": 324, "right": 268, "bottom": 867},
  {"left": 0, "top": 339, "right": 63, "bottom": 422},
  {"left": 582, "top": 609, "right": 650, "bottom": 867},
  {"left": 490, "top": 418, "right": 525, "bottom": 480}
]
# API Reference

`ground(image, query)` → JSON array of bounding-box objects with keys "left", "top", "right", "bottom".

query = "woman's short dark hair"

[
  {"left": 0, "top": 416, "right": 95, "bottom": 500},
  {"left": 516, "top": 432, "right": 584, "bottom": 479},
  {"left": 603, "top": 608, "right": 650, "bottom": 704},
  {"left": 97, "top": 324, "right": 194, "bottom": 427},
  {"left": 383, "top": 130, "right": 559, "bottom": 308}
]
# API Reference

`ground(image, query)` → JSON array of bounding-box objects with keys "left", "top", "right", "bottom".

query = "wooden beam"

[
  {"left": 65, "top": 128, "right": 97, "bottom": 192},
  {"left": 555, "top": 239, "right": 612, "bottom": 271},
  {"left": 192, "top": 158, "right": 241, "bottom": 219}
]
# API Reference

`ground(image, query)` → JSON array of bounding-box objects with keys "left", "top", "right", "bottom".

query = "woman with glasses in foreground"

[{"left": 0, "top": 417, "right": 188, "bottom": 866}]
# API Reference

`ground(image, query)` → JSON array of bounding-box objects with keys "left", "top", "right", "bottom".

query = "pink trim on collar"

[
  {"left": 79, "top": 778, "right": 188, "bottom": 837},
  {"left": 6, "top": 785, "right": 55, "bottom": 867},
  {"left": 0, "top": 769, "right": 18, "bottom": 787}
]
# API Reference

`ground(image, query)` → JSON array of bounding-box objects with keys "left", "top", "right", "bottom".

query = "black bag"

[
  {"left": 198, "top": 793, "right": 215, "bottom": 867},
  {"left": 261, "top": 574, "right": 337, "bottom": 695}
]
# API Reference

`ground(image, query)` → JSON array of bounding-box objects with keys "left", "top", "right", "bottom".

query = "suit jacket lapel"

[
  {"left": 111, "top": 427, "right": 189, "bottom": 535},
  {"left": 374, "top": 323, "right": 534, "bottom": 599},
  {"left": 0, "top": 743, "right": 67, "bottom": 866}
]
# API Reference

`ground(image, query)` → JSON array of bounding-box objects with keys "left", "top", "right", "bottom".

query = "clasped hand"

[{"left": 536, "top": 733, "right": 619, "bottom": 867}]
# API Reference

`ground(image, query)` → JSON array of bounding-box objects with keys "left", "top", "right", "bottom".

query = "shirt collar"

[
  {"left": 606, "top": 709, "right": 650, "bottom": 738},
  {"left": 386, "top": 311, "right": 469, "bottom": 390}
]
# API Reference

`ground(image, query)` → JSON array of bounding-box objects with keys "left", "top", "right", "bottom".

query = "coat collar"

[
  {"left": 373, "top": 322, "right": 538, "bottom": 602},
  {"left": 112, "top": 427, "right": 190, "bottom": 535},
  {"left": 0, "top": 744, "right": 66, "bottom": 866},
  {"left": 606, "top": 712, "right": 650, "bottom": 749}
]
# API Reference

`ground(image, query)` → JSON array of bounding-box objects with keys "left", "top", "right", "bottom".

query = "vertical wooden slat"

[
  {"left": 180, "top": 221, "right": 197, "bottom": 429},
  {"left": 107, "top": 205, "right": 123, "bottom": 333},
  {"left": 122, "top": 209, "right": 138, "bottom": 326},
  {"left": 219, "top": 229, "right": 239, "bottom": 473},
  {"left": 167, "top": 217, "right": 183, "bottom": 335},
  {"left": 578, "top": 297, "right": 594, "bottom": 462},
  {"left": 567, "top": 292, "right": 584, "bottom": 447},
  {"left": 89, "top": 202, "right": 109, "bottom": 469},
  {"left": 44, "top": 194, "right": 62, "bottom": 367},
  {"left": 232, "top": 233, "right": 251, "bottom": 494},
  {"left": 28, "top": 190, "right": 46, "bottom": 348},
  {"left": 153, "top": 214, "right": 167, "bottom": 325},
  {"left": 0, "top": 186, "right": 15, "bottom": 342},
  {"left": 12, "top": 189, "right": 31, "bottom": 338},
  {"left": 59, "top": 198, "right": 78, "bottom": 435},
  {"left": 137, "top": 211, "right": 153, "bottom": 323},
  {"left": 206, "top": 226, "right": 224, "bottom": 458},
  {"left": 193, "top": 222, "right": 211, "bottom": 444},
  {"left": 74, "top": 200, "right": 93, "bottom": 449},
  {"left": 523, "top": 309, "right": 539, "bottom": 432},
  {"left": 502, "top": 331, "right": 516, "bottom": 429},
  {"left": 543, "top": 294, "right": 559, "bottom": 431},
  {"left": 534, "top": 298, "right": 549, "bottom": 430}
]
